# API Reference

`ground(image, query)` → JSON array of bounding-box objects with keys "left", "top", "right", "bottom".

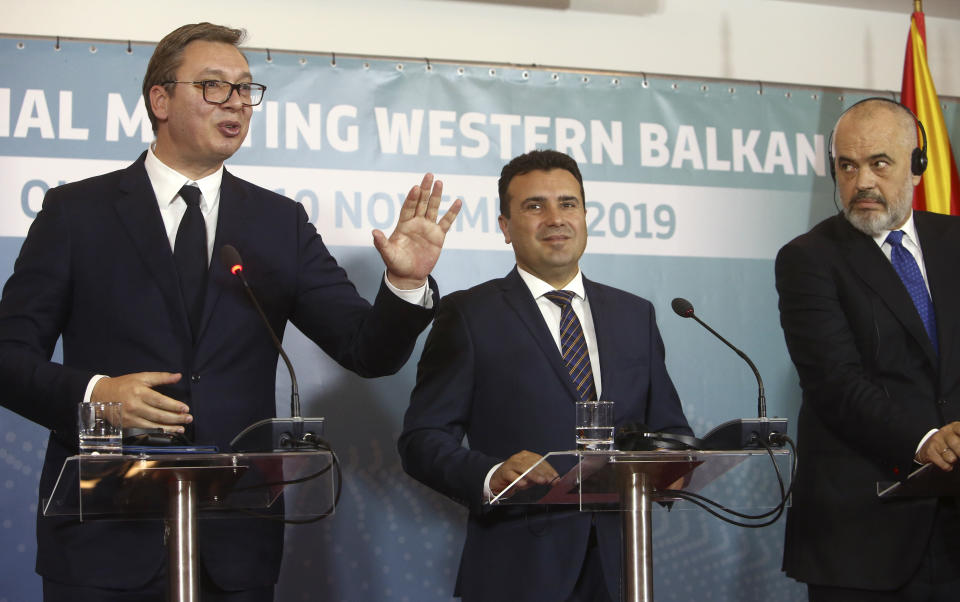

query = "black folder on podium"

[{"left": 877, "top": 462, "right": 960, "bottom": 498}]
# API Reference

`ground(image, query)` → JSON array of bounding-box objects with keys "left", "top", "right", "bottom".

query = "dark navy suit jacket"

[
  {"left": 398, "top": 267, "right": 690, "bottom": 602},
  {"left": 776, "top": 211, "right": 960, "bottom": 590},
  {"left": 0, "top": 152, "right": 437, "bottom": 590}
]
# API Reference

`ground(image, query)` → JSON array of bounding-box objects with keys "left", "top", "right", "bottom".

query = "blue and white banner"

[{"left": 2, "top": 36, "right": 959, "bottom": 602}]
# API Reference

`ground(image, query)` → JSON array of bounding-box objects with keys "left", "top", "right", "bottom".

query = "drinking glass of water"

[
  {"left": 575, "top": 401, "right": 614, "bottom": 451},
  {"left": 78, "top": 401, "right": 123, "bottom": 454}
]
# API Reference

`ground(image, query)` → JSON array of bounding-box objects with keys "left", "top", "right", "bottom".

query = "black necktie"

[
  {"left": 543, "top": 290, "right": 597, "bottom": 401},
  {"left": 174, "top": 185, "right": 207, "bottom": 338}
]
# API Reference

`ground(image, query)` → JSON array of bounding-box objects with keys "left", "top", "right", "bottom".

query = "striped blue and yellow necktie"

[{"left": 543, "top": 290, "right": 597, "bottom": 401}]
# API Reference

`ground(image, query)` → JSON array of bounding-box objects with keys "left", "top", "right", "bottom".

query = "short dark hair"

[
  {"left": 142, "top": 23, "right": 247, "bottom": 133},
  {"left": 498, "top": 150, "right": 585, "bottom": 217}
]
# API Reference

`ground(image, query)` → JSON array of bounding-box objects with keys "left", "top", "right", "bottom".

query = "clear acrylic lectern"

[
  {"left": 43, "top": 450, "right": 336, "bottom": 602},
  {"left": 489, "top": 449, "right": 790, "bottom": 602}
]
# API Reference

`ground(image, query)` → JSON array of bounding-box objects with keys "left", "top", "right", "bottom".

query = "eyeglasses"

[{"left": 161, "top": 80, "right": 267, "bottom": 106}]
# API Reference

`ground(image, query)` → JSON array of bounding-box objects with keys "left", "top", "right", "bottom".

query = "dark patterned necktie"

[
  {"left": 886, "top": 230, "right": 938, "bottom": 354},
  {"left": 175, "top": 184, "right": 207, "bottom": 338},
  {"left": 543, "top": 290, "right": 597, "bottom": 401}
]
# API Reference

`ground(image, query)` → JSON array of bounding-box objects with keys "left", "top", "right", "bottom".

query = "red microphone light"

[{"left": 221, "top": 245, "right": 245, "bottom": 280}]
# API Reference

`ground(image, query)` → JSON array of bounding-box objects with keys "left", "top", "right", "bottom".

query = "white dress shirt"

[
  {"left": 871, "top": 211, "right": 931, "bottom": 297},
  {"left": 515, "top": 267, "right": 602, "bottom": 396},
  {"left": 144, "top": 146, "right": 222, "bottom": 264}
]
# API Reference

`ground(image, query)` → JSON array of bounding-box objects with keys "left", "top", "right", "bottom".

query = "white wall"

[{"left": 4, "top": 0, "right": 960, "bottom": 96}]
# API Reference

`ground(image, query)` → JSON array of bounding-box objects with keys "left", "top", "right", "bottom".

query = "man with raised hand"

[{"left": 0, "top": 22, "right": 460, "bottom": 602}]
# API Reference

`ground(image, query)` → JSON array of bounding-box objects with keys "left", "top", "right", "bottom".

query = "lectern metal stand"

[
  {"left": 620, "top": 469, "right": 653, "bottom": 601},
  {"left": 490, "top": 449, "right": 789, "bottom": 602},
  {"left": 43, "top": 451, "right": 335, "bottom": 602},
  {"left": 170, "top": 477, "right": 198, "bottom": 602}
]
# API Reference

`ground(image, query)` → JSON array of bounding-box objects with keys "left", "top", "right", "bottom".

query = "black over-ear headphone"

[
  {"left": 614, "top": 422, "right": 704, "bottom": 451},
  {"left": 827, "top": 97, "right": 928, "bottom": 182}
]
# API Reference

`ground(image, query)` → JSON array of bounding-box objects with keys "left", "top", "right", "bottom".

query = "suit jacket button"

[
  {"left": 938, "top": 399, "right": 947, "bottom": 405},
  {"left": 191, "top": 374, "right": 200, "bottom": 384}
]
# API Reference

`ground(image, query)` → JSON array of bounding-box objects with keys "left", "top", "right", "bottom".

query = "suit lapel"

[
  {"left": 114, "top": 153, "right": 192, "bottom": 341},
  {"left": 197, "top": 169, "right": 253, "bottom": 341},
  {"left": 836, "top": 216, "right": 938, "bottom": 366},
  {"left": 916, "top": 211, "right": 959, "bottom": 375},
  {"left": 583, "top": 277, "right": 609, "bottom": 400},
  {"left": 499, "top": 268, "right": 582, "bottom": 402}
]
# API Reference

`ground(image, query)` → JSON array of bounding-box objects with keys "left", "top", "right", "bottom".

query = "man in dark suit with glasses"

[{"left": 0, "top": 22, "right": 460, "bottom": 602}]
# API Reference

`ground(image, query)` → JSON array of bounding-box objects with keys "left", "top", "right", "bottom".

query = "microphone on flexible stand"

[
  {"left": 671, "top": 297, "right": 787, "bottom": 449},
  {"left": 222, "top": 244, "right": 325, "bottom": 452}
]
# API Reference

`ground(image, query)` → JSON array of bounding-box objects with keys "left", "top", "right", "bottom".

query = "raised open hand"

[{"left": 372, "top": 173, "right": 462, "bottom": 290}]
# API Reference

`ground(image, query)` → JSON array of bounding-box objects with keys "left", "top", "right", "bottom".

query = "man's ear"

[
  {"left": 498, "top": 214, "right": 511, "bottom": 245},
  {"left": 150, "top": 85, "right": 170, "bottom": 122}
]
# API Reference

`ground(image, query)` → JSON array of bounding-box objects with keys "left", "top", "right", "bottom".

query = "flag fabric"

[{"left": 900, "top": 8, "right": 960, "bottom": 216}]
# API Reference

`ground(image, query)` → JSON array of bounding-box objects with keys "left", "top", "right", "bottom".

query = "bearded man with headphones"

[{"left": 775, "top": 97, "right": 960, "bottom": 601}]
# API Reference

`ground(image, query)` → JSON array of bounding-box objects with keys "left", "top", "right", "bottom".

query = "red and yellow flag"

[{"left": 900, "top": 4, "right": 960, "bottom": 215}]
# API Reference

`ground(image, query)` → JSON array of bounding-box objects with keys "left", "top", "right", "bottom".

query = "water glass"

[
  {"left": 78, "top": 401, "right": 123, "bottom": 454},
  {"left": 575, "top": 400, "right": 614, "bottom": 451}
]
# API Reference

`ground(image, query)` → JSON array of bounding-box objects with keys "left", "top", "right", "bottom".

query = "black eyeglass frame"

[{"left": 160, "top": 80, "right": 267, "bottom": 106}]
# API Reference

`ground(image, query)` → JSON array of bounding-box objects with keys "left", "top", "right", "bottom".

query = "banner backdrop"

[{"left": 2, "top": 36, "right": 959, "bottom": 602}]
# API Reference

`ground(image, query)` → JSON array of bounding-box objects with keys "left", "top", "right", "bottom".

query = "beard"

[{"left": 842, "top": 179, "right": 915, "bottom": 237}]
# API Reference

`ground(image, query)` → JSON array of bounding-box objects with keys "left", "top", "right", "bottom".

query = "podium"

[
  {"left": 43, "top": 450, "right": 335, "bottom": 602},
  {"left": 489, "top": 449, "right": 790, "bottom": 602}
]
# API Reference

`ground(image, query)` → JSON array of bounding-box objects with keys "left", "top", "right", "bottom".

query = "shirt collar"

[
  {"left": 872, "top": 210, "right": 919, "bottom": 248},
  {"left": 144, "top": 145, "right": 223, "bottom": 210},
  {"left": 516, "top": 266, "right": 586, "bottom": 301}
]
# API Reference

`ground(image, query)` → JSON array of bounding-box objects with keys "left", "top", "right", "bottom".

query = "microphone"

[
  {"left": 222, "top": 244, "right": 300, "bottom": 417},
  {"left": 671, "top": 297, "right": 787, "bottom": 449},
  {"left": 222, "top": 244, "right": 324, "bottom": 452},
  {"left": 672, "top": 298, "right": 765, "bottom": 417}
]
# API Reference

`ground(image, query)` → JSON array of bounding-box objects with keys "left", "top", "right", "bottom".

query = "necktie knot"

[
  {"left": 179, "top": 184, "right": 201, "bottom": 208},
  {"left": 885, "top": 230, "right": 905, "bottom": 247},
  {"left": 544, "top": 289, "right": 576, "bottom": 308}
]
